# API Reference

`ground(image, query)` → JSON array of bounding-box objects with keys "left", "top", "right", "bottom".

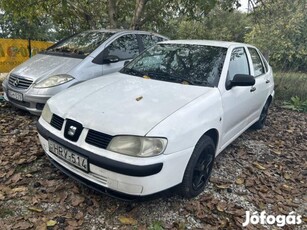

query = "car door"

[
  {"left": 220, "top": 46, "right": 259, "bottom": 148},
  {"left": 246, "top": 47, "right": 271, "bottom": 118},
  {"left": 101, "top": 34, "right": 140, "bottom": 75}
]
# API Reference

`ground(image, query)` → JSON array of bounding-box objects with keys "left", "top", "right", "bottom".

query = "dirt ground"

[{"left": 0, "top": 89, "right": 306, "bottom": 229}]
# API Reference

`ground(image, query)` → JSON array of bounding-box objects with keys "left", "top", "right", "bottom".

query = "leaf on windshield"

[
  {"left": 136, "top": 96, "right": 143, "bottom": 101},
  {"left": 181, "top": 80, "right": 190, "bottom": 85}
]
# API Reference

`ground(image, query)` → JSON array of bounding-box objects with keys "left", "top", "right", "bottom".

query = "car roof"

[
  {"left": 86, "top": 29, "right": 168, "bottom": 38},
  {"left": 159, "top": 40, "right": 250, "bottom": 48}
]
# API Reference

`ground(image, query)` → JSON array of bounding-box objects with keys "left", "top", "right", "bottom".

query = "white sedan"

[{"left": 37, "top": 40, "right": 274, "bottom": 199}]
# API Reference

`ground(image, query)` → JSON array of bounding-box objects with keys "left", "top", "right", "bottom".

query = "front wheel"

[{"left": 178, "top": 135, "right": 215, "bottom": 198}]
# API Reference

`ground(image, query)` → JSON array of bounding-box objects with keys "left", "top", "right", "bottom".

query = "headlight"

[
  {"left": 107, "top": 136, "right": 167, "bottom": 157},
  {"left": 34, "top": 74, "right": 74, "bottom": 88},
  {"left": 41, "top": 103, "right": 52, "bottom": 123}
]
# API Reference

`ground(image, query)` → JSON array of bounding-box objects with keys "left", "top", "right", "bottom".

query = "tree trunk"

[
  {"left": 130, "top": 0, "right": 147, "bottom": 30},
  {"left": 108, "top": 0, "right": 117, "bottom": 28}
]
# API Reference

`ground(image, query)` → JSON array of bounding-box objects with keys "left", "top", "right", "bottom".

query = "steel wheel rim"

[{"left": 192, "top": 147, "right": 214, "bottom": 190}]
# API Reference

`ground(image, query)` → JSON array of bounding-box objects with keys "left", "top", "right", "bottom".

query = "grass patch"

[{"left": 274, "top": 72, "right": 307, "bottom": 101}]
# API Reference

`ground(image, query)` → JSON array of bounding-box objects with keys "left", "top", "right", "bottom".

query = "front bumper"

[
  {"left": 2, "top": 79, "right": 74, "bottom": 115},
  {"left": 36, "top": 119, "right": 193, "bottom": 197}
]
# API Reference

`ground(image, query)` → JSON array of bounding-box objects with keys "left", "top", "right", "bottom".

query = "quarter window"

[
  {"left": 105, "top": 34, "right": 139, "bottom": 60},
  {"left": 228, "top": 47, "right": 250, "bottom": 81},
  {"left": 248, "top": 48, "right": 265, "bottom": 76}
]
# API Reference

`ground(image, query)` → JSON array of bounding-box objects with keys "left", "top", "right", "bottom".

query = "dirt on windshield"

[{"left": 0, "top": 96, "right": 306, "bottom": 229}]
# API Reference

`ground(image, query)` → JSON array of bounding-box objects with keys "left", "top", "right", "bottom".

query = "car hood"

[
  {"left": 49, "top": 73, "right": 215, "bottom": 136},
  {"left": 11, "top": 54, "right": 83, "bottom": 81}
]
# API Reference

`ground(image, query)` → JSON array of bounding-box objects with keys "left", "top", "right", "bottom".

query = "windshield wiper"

[
  {"left": 147, "top": 71, "right": 194, "bottom": 85},
  {"left": 121, "top": 67, "right": 145, "bottom": 77}
]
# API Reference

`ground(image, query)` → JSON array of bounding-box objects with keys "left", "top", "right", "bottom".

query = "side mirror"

[
  {"left": 103, "top": 55, "right": 120, "bottom": 64},
  {"left": 227, "top": 74, "right": 255, "bottom": 89}
]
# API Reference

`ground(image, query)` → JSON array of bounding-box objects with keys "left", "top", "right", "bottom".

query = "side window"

[
  {"left": 105, "top": 34, "right": 139, "bottom": 60},
  {"left": 260, "top": 52, "right": 268, "bottom": 72},
  {"left": 248, "top": 48, "right": 265, "bottom": 76},
  {"left": 141, "top": 35, "right": 165, "bottom": 49},
  {"left": 228, "top": 47, "right": 250, "bottom": 81}
]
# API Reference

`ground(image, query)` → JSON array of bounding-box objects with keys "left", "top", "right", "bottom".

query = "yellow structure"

[{"left": 0, "top": 39, "right": 53, "bottom": 73}]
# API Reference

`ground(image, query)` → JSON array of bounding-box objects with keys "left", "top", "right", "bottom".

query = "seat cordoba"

[{"left": 37, "top": 40, "right": 274, "bottom": 198}]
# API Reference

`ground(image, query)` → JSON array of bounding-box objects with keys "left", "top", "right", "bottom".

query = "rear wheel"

[
  {"left": 252, "top": 99, "right": 270, "bottom": 129},
  {"left": 178, "top": 135, "right": 215, "bottom": 198}
]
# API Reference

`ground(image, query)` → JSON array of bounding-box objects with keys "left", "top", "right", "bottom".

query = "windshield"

[
  {"left": 47, "top": 31, "right": 114, "bottom": 57},
  {"left": 120, "top": 43, "right": 227, "bottom": 87}
]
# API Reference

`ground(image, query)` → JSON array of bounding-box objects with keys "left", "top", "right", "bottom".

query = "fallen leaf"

[
  {"left": 46, "top": 220, "right": 57, "bottom": 227},
  {"left": 216, "top": 202, "right": 227, "bottom": 212},
  {"left": 284, "top": 173, "right": 291, "bottom": 179},
  {"left": 12, "top": 221, "right": 33, "bottom": 229},
  {"left": 215, "top": 184, "right": 230, "bottom": 189},
  {"left": 271, "top": 150, "right": 281, "bottom": 155},
  {"left": 118, "top": 216, "right": 137, "bottom": 225},
  {"left": 10, "top": 173, "right": 22, "bottom": 183},
  {"left": 235, "top": 178, "right": 245, "bottom": 185},
  {"left": 28, "top": 207, "right": 43, "bottom": 213},
  {"left": 11, "top": 187, "right": 27, "bottom": 193},
  {"left": 71, "top": 195, "right": 85, "bottom": 207},
  {"left": 282, "top": 184, "right": 293, "bottom": 190},
  {"left": 253, "top": 162, "right": 266, "bottom": 170},
  {"left": 67, "top": 220, "right": 79, "bottom": 227}
]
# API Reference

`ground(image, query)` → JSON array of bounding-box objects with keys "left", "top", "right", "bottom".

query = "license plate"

[
  {"left": 8, "top": 90, "right": 23, "bottom": 101},
  {"left": 48, "top": 139, "right": 89, "bottom": 172}
]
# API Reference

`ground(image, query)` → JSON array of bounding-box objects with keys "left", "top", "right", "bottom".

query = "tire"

[
  {"left": 252, "top": 99, "right": 270, "bottom": 130},
  {"left": 178, "top": 135, "right": 215, "bottom": 198}
]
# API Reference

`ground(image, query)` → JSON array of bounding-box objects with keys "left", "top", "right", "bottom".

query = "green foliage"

[
  {"left": 148, "top": 221, "right": 164, "bottom": 230},
  {"left": 282, "top": 96, "right": 307, "bottom": 112},
  {"left": 0, "top": 0, "right": 238, "bottom": 41},
  {"left": 162, "top": 7, "right": 250, "bottom": 41},
  {"left": 245, "top": 0, "right": 307, "bottom": 72}
]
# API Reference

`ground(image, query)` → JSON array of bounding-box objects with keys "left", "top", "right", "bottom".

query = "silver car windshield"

[
  {"left": 121, "top": 44, "right": 227, "bottom": 87},
  {"left": 47, "top": 31, "right": 114, "bottom": 57}
]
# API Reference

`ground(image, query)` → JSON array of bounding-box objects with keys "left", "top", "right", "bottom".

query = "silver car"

[{"left": 2, "top": 29, "right": 167, "bottom": 115}]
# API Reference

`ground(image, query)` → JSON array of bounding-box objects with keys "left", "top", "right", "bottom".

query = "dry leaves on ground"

[{"left": 0, "top": 96, "right": 306, "bottom": 229}]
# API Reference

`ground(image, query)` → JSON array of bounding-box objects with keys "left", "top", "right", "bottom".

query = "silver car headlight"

[
  {"left": 107, "top": 136, "right": 167, "bottom": 157},
  {"left": 41, "top": 103, "right": 52, "bottom": 123},
  {"left": 34, "top": 74, "right": 74, "bottom": 88}
]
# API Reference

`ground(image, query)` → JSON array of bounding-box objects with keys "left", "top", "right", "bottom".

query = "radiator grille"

[
  {"left": 50, "top": 114, "right": 64, "bottom": 130},
  {"left": 8, "top": 74, "right": 33, "bottom": 89},
  {"left": 86, "top": 129, "right": 113, "bottom": 149}
]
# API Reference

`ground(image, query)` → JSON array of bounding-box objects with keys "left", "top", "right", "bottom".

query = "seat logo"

[
  {"left": 68, "top": 126, "right": 77, "bottom": 136},
  {"left": 13, "top": 78, "right": 19, "bottom": 87}
]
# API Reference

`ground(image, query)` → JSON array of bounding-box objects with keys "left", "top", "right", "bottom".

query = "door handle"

[
  {"left": 266, "top": 80, "right": 270, "bottom": 83},
  {"left": 250, "top": 87, "right": 256, "bottom": 92}
]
